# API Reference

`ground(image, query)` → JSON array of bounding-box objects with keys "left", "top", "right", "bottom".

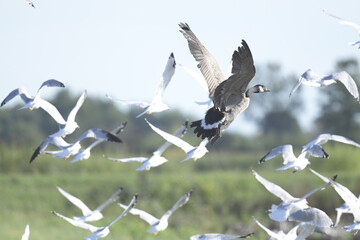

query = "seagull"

[
  {"left": 188, "top": 232, "right": 254, "bottom": 240},
  {"left": 49, "top": 90, "right": 87, "bottom": 138},
  {"left": 302, "top": 133, "right": 360, "bottom": 153},
  {"left": 52, "top": 194, "right": 137, "bottom": 240},
  {"left": 252, "top": 169, "right": 333, "bottom": 227},
  {"left": 30, "top": 128, "right": 122, "bottom": 162},
  {"left": 253, "top": 217, "right": 300, "bottom": 240},
  {"left": 324, "top": 10, "right": 360, "bottom": 48},
  {"left": 289, "top": 69, "right": 359, "bottom": 102},
  {"left": 145, "top": 119, "right": 208, "bottom": 162},
  {"left": 107, "top": 52, "right": 176, "bottom": 118},
  {"left": 334, "top": 194, "right": 360, "bottom": 226},
  {"left": 259, "top": 144, "right": 329, "bottom": 172},
  {"left": 1, "top": 80, "right": 66, "bottom": 122},
  {"left": 118, "top": 190, "right": 192, "bottom": 234},
  {"left": 56, "top": 186, "right": 123, "bottom": 222},
  {"left": 106, "top": 121, "right": 188, "bottom": 170},
  {"left": 179, "top": 22, "right": 270, "bottom": 144},
  {"left": 310, "top": 169, "right": 360, "bottom": 232},
  {"left": 71, "top": 123, "right": 127, "bottom": 163},
  {"left": 21, "top": 224, "right": 30, "bottom": 240}
]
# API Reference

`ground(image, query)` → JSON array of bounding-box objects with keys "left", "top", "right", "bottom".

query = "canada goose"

[
  {"left": 107, "top": 52, "right": 176, "bottom": 118},
  {"left": 290, "top": 69, "right": 359, "bottom": 102},
  {"left": 179, "top": 23, "right": 269, "bottom": 143},
  {"left": 324, "top": 10, "right": 360, "bottom": 48}
]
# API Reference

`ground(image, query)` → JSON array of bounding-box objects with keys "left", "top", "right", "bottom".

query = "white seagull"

[
  {"left": 106, "top": 121, "right": 188, "bottom": 170},
  {"left": 21, "top": 224, "right": 30, "bottom": 240},
  {"left": 57, "top": 186, "right": 124, "bottom": 222},
  {"left": 289, "top": 69, "right": 359, "bottom": 102},
  {"left": 50, "top": 90, "right": 87, "bottom": 138},
  {"left": 145, "top": 119, "right": 209, "bottom": 162},
  {"left": 259, "top": 144, "right": 328, "bottom": 172},
  {"left": 107, "top": 52, "right": 176, "bottom": 118},
  {"left": 188, "top": 232, "right": 254, "bottom": 240},
  {"left": 30, "top": 128, "right": 122, "bottom": 162},
  {"left": 71, "top": 123, "right": 127, "bottom": 163},
  {"left": 253, "top": 217, "right": 300, "bottom": 240},
  {"left": 1, "top": 80, "right": 66, "bottom": 122},
  {"left": 324, "top": 10, "right": 360, "bottom": 48},
  {"left": 334, "top": 194, "right": 360, "bottom": 226},
  {"left": 52, "top": 194, "right": 137, "bottom": 240},
  {"left": 310, "top": 169, "right": 360, "bottom": 232},
  {"left": 118, "top": 190, "right": 192, "bottom": 234},
  {"left": 252, "top": 169, "right": 333, "bottom": 227},
  {"left": 302, "top": 133, "right": 360, "bottom": 153}
]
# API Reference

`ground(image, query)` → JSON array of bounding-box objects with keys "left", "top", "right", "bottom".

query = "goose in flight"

[
  {"left": 21, "top": 224, "right": 30, "bottom": 240},
  {"left": 310, "top": 169, "right": 360, "bottom": 232},
  {"left": 289, "top": 69, "right": 359, "bottom": 102},
  {"left": 107, "top": 52, "right": 176, "bottom": 118},
  {"left": 188, "top": 232, "right": 254, "bottom": 240},
  {"left": 71, "top": 123, "right": 127, "bottom": 163},
  {"left": 30, "top": 128, "right": 122, "bottom": 162},
  {"left": 324, "top": 10, "right": 360, "bottom": 48},
  {"left": 49, "top": 90, "right": 87, "bottom": 138},
  {"left": 179, "top": 22, "right": 270, "bottom": 144},
  {"left": 259, "top": 144, "right": 329, "bottom": 172},
  {"left": 252, "top": 169, "right": 333, "bottom": 227},
  {"left": 145, "top": 119, "right": 208, "bottom": 162},
  {"left": 1, "top": 79, "right": 65, "bottom": 121},
  {"left": 106, "top": 121, "right": 188, "bottom": 170},
  {"left": 56, "top": 186, "right": 123, "bottom": 222},
  {"left": 52, "top": 194, "right": 137, "bottom": 240},
  {"left": 118, "top": 190, "right": 192, "bottom": 234}
]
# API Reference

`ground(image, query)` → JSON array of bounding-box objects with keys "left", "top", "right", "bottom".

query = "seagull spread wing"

[
  {"left": 67, "top": 90, "right": 87, "bottom": 123},
  {"left": 325, "top": 11, "right": 360, "bottom": 35},
  {"left": 260, "top": 144, "right": 296, "bottom": 164},
  {"left": 52, "top": 211, "right": 100, "bottom": 233},
  {"left": 179, "top": 22, "right": 225, "bottom": 99},
  {"left": 94, "top": 187, "right": 123, "bottom": 212},
  {"left": 162, "top": 190, "right": 192, "bottom": 220},
  {"left": 1, "top": 88, "right": 32, "bottom": 107},
  {"left": 21, "top": 224, "right": 30, "bottom": 240},
  {"left": 118, "top": 203, "right": 159, "bottom": 225},
  {"left": 56, "top": 186, "right": 93, "bottom": 216},
  {"left": 331, "top": 71, "right": 359, "bottom": 101}
]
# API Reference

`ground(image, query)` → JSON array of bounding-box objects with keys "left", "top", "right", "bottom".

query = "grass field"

[{"left": 1, "top": 145, "right": 360, "bottom": 239}]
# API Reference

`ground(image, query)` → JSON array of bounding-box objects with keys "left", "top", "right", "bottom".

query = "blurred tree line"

[{"left": 0, "top": 58, "right": 359, "bottom": 155}]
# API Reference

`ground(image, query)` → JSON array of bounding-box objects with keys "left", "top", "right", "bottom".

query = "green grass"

[{"left": 1, "top": 145, "right": 360, "bottom": 239}]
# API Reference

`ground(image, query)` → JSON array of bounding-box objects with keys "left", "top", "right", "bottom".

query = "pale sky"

[{"left": 0, "top": 0, "right": 359, "bottom": 135}]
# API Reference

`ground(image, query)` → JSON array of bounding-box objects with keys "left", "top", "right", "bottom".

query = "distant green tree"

[{"left": 314, "top": 58, "right": 360, "bottom": 141}]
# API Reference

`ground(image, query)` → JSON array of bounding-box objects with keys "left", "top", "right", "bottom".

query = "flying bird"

[
  {"left": 252, "top": 169, "right": 333, "bottom": 227},
  {"left": 71, "top": 123, "right": 127, "bottom": 162},
  {"left": 49, "top": 90, "right": 87, "bottom": 138},
  {"left": 21, "top": 224, "right": 30, "bottom": 240},
  {"left": 179, "top": 22, "right": 269, "bottom": 143},
  {"left": 324, "top": 10, "right": 360, "bottom": 48},
  {"left": 118, "top": 190, "right": 192, "bottom": 234},
  {"left": 107, "top": 52, "right": 176, "bottom": 118},
  {"left": 145, "top": 119, "right": 208, "bottom": 162},
  {"left": 334, "top": 194, "right": 360, "bottom": 227},
  {"left": 56, "top": 186, "right": 123, "bottom": 222},
  {"left": 106, "top": 121, "right": 188, "bottom": 170},
  {"left": 52, "top": 194, "right": 137, "bottom": 240},
  {"left": 259, "top": 144, "right": 329, "bottom": 172},
  {"left": 289, "top": 69, "right": 359, "bottom": 102},
  {"left": 188, "top": 232, "right": 254, "bottom": 240},
  {"left": 302, "top": 133, "right": 360, "bottom": 153}
]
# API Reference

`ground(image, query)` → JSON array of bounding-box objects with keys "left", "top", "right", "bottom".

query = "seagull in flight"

[
  {"left": 56, "top": 186, "right": 123, "bottom": 222},
  {"left": 188, "top": 232, "right": 254, "bottom": 240},
  {"left": 301, "top": 133, "right": 360, "bottom": 153},
  {"left": 145, "top": 119, "right": 209, "bottom": 162},
  {"left": 49, "top": 90, "right": 87, "bottom": 138},
  {"left": 71, "top": 123, "right": 127, "bottom": 163},
  {"left": 21, "top": 224, "right": 30, "bottom": 240},
  {"left": 1, "top": 79, "right": 66, "bottom": 121},
  {"left": 259, "top": 144, "right": 328, "bottom": 172},
  {"left": 252, "top": 169, "right": 333, "bottom": 227},
  {"left": 179, "top": 22, "right": 269, "bottom": 143},
  {"left": 118, "top": 190, "right": 192, "bottom": 234},
  {"left": 289, "top": 69, "right": 359, "bottom": 102},
  {"left": 30, "top": 128, "right": 122, "bottom": 162},
  {"left": 334, "top": 194, "right": 360, "bottom": 227},
  {"left": 52, "top": 194, "right": 137, "bottom": 240},
  {"left": 324, "top": 10, "right": 360, "bottom": 48},
  {"left": 310, "top": 169, "right": 360, "bottom": 232},
  {"left": 107, "top": 52, "right": 176, "bottom": 118},
  {"left": 106, "top": 121, "right": 188, "bottom": 170}
]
